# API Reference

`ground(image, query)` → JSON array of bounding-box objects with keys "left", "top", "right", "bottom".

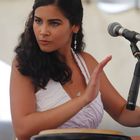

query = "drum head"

[{"left": 31, "top": 129, "right": 132, "bottom": 140}]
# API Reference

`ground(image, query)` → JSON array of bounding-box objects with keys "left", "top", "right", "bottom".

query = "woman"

[{"left": 10, "top": 0, "right": 140, "bottom": 140}]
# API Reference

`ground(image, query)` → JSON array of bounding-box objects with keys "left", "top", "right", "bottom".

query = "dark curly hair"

[{"left": 15, "top": 0, "right": 85, "bottom": 90}]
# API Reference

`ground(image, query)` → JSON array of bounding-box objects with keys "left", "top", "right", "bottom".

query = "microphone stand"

[{"left": 126, "top": 41, "right": 140, "bottom": 110}]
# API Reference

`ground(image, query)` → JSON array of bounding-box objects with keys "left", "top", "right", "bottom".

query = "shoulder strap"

[{"left": 72, "top": 50, "right": 90, "bottom": 84}]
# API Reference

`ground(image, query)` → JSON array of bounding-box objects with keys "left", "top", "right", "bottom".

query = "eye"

[
  {"left": 34, "top": 18, "right": 42, "bottom": 25},
  {"left": 50, "top": 21, "right": 60, "bottom": 27}
]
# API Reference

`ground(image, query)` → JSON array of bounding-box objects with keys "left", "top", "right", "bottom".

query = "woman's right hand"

[{"left": 82, "top": 55, "right": 112, "bottom": 104}]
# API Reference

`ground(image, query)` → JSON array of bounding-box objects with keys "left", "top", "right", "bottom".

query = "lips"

[{"left": 38, "top": 40, "right": 50, "bottom": 45}]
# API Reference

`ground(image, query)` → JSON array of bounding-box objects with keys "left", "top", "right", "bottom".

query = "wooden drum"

[{"left": 31, "top": 128, "right": 132, "bottom": 140}]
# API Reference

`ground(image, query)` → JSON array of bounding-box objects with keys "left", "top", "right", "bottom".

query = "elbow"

[
  {"left": 15, "top": 125, "right": 30, "bottom": 140},
  {"left": 14, "top": 122, "right": 37, "bottom": 140},
  {"left": 117, "top": 112, "right": 140, "bottom": 127},
  {"left": 117, "top": 119, "right": 140, "bottom": 127}
]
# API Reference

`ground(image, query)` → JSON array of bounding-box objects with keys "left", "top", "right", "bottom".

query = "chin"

[{"left": 40, "top": 47, "right": 55, "bottom": 53}]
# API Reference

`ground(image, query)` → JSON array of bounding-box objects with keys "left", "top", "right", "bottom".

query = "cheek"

[
  {"left": 33, "top": 24, "right": 39, "bottom": 38},
  {"left": 53, "top": 28, "right": 72, "bottom": 42}
]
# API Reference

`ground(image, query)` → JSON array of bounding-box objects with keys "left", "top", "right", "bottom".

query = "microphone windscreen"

[{"left": 108, "top": 22, "right": 121, "bottom": 37}]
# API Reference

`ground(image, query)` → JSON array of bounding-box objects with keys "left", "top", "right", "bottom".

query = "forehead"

[{"left": 34, "top": 5, "right": 66, "bottom": 20}]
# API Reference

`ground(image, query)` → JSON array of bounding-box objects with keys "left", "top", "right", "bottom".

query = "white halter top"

[{"left": 35, "top": 51, "right": 104, "bottom": 128}]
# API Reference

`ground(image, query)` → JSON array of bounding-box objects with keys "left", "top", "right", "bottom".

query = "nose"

[{"left": 40, "top": 24, "right": 51, "bottom": 36}]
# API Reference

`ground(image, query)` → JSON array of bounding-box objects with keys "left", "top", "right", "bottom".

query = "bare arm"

[
  {"left": 82, "top": 52, "right": 140, "bottom": 127},
  {"left": 100, "top": 68, "right": 140, "bottom": 127}
]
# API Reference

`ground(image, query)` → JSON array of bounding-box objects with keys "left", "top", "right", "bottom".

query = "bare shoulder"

[
  {"left": 10, "top": 57, "right": 35, "bottom": 92},
  {"left": 11, "top": 57, "right": 30, "bottom": 79},
  {"left": 11, "top": 57, "right": 21, "bottom": 76},
  {"left": 11, "top": 57, "right": 24, "bottom": 78},
  {"left": 79, "top": 51, "right": 98, "bottom": 75},
  {"left": 11, "top": 57, "right": 18, "bottom": 68}
]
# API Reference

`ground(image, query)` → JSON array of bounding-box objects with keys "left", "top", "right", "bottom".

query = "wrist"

[{"left": 79, "top": 94, "right": 90, "bottom": 106}]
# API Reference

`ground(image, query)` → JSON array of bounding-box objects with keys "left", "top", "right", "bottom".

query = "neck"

[{"left": 58, "top": 47, "right": 74, "bottom": 64}]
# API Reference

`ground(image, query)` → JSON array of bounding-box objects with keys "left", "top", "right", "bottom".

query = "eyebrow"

[
  {"left": 34, "top": 16, "right": 62, "bottom": 22},
  {"left": 34, "top": 16, "right": 41, "bottom": 19}
]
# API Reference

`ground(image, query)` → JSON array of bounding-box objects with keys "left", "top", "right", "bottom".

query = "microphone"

[
  {"left": 108, "top": 22, "right": 140, "bottom": 111},
  {"left": 126, "top": 60, "right": 140, "bottom": 110},
  {"left": 108, "top": 22, "right": 140, "bottom": 42}
]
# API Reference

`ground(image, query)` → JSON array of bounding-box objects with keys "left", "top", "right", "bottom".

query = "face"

[{"left": 33, "top": 5, "right": 79, "bottom": 53}]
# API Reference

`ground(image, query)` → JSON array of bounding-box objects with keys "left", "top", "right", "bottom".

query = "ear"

[{"left": 72, "top": 25, "right": 80, "bottom": 33}]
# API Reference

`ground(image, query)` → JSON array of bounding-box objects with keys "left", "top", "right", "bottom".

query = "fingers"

[
  {"left": 98, "top": 55, "right": 112, "bottom": 72},
  {"left": 91, "top": 55, "right": 112, "bottom": 80}
]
